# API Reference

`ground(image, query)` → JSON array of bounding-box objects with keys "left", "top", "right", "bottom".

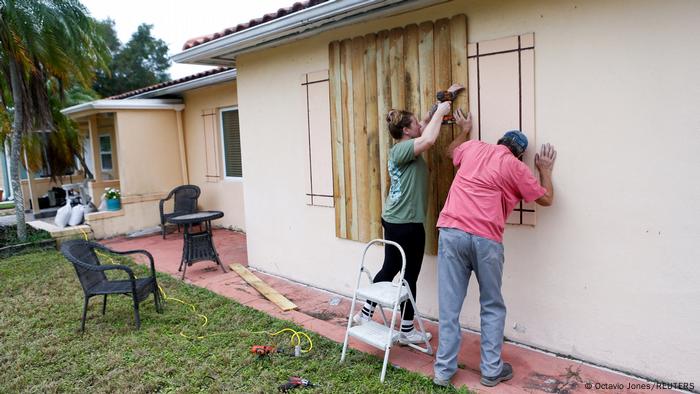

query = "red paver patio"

[{"left": 101, "top": 229, "right": 680, "bottom": 393}]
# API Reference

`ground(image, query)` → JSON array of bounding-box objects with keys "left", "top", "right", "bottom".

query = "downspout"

[{"left": 175, "top": 108, "right": 189, "bottom": 184}]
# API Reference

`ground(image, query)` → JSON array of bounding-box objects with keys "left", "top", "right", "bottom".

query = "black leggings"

[{"left": 372, "top": 218, "right": 426, "bottom": 321}]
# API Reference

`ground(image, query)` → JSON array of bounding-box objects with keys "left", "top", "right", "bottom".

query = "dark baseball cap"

[{"left": 500, "top": 130, "right": 528, "bottom": 157}]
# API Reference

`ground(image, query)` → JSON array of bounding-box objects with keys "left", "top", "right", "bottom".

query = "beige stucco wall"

[
  {"left": 86, "top": 199, "right": 160, "bottom": 239},
  {"left": 235, "top": 0, "right": 700, "bottom": 384},
  {"left": 93, "top": 109, "right": 186, "bottom": 233},
  {"left": 182, "top": 81, "right": 245, "bottom": 231}
]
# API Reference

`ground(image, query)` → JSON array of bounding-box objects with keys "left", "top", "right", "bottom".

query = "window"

[
  {"left": 219, "top": 107, "right": 243, "bottom": 179},
  {"left": 302, "top": 71, "right": 334, "bottom": 207},
  {"left": 99, "top": 134, "right": 113, "bottom": 172}
]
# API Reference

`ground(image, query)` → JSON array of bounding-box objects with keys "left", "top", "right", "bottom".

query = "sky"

[{"left": 80, "top": 0, "right": 294, "bottom": 79}]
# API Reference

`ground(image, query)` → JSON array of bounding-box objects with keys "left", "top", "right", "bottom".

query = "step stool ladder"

[{"left": 340, "top": 239, "right": 433, "bottom": 383}]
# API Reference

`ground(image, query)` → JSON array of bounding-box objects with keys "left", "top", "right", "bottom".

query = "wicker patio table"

[{"left": 168, "top": 210, "right": 227, "bottom": 279}]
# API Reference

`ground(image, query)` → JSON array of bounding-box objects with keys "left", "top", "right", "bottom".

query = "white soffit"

[
  {"left": 172, "top": 0, "right": 447, "bottom": 66},
  {"left": 61, "top": 99, "right": 185, "bottom": 118}
]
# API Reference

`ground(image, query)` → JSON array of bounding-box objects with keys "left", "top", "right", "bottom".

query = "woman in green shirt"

[{"left": 354, "top": 96, "right": 462, "bottom": 344}]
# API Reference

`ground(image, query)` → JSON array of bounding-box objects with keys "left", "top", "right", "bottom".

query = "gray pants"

[{"left": 434, "top": 227, "right": 506, "bottom": 380}]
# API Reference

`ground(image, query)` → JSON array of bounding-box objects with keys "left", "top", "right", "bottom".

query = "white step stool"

[{"left": 340, "top": 239, "right": 433, "bottom": 383}]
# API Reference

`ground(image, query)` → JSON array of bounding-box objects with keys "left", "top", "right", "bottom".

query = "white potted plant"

[{"left": 104, "top": 187, "right": 121, "bottom": 211}]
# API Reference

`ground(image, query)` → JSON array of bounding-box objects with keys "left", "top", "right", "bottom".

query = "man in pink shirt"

[{"left": 433, "top": 110, "right": 557, "bottom": 388}]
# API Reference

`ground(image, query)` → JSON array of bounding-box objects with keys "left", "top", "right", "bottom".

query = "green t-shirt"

[{"left": 382, "top": 139, "right": 428, "bottom": 224}]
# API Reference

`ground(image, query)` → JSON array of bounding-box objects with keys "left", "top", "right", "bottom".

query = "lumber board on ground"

[{"left": 230, "top": 263, "right": 297, "bottom": 311}]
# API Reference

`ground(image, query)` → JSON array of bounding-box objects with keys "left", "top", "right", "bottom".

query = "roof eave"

[
  {"left": 61, "top": 99, "right": 185, "bottom": 118},
  {"left": 172, "top": 0, "right": 447, "bottom": 66},
  {"left": 127, "top": 69, "right": 238, "bottom": 99}
]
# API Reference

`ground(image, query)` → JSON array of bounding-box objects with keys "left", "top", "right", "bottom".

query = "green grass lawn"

[
  {"left": 0, "top": 249, "right": 471, "bottom": 393},
  {"left": 0, "top": 200, "right": 15, "bottom": 210}
]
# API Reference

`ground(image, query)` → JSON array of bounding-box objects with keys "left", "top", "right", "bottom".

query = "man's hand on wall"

[
  {"left": 535, "top": 143, "right": 557, "bottom": 174},
  {"left": 454, "top": 109, "right": 472, "bottom": 133}
]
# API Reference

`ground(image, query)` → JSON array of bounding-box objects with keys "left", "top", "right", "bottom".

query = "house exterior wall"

[
  {"left": 182, "top": 81, "right": 245, "bottom": 231},
  {"left": 115, "top": 110, "right": 183, "bottom": 197},
  {"left": 235, "top": 0, "right": 700, "bottom": 384},
  {"left": 87, "top": 109, "right": 185, "bottom": 234}
]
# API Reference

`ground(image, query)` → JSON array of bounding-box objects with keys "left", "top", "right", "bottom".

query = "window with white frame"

[
  {"left": 99, "top": 134, "right": 113, "bottom": 179},
  {"left": 220, "top": 107, "right": 243, "bottom": 179}
]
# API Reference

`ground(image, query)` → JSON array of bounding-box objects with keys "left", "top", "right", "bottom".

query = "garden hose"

[{"left": 158, "top": 284, "right": 313, "bottom": 353}]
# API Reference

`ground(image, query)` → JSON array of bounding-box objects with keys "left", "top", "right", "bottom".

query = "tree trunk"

[{"left": 8, "top": 58, "right": 27, "bottom": 242}]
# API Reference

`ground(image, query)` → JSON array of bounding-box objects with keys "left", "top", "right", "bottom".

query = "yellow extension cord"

[{"left": 79, "top": 229, "right": 313, "bottom": 353}]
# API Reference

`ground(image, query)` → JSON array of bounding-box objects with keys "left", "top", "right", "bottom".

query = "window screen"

[{"left": 220, "top": 109, "right": 243, "bottom": 178}]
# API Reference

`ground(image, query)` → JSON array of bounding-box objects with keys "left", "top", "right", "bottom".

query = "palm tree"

[{"left": 0, "top": 0, "right": 108, "bottom": 241}]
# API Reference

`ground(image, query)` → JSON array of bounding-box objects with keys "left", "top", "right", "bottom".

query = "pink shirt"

[{"left": 437, "top": 141, "right": 546, "bottom": 243}]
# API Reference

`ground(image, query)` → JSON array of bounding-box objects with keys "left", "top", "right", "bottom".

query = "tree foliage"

[
  {"left": 0, "top": 0, "right": 109, "bottom": 241},
  {"left": 93, "top": 22, "right": 171, "bottom": 97}
]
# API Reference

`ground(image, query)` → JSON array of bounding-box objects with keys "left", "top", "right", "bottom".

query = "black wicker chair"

[
  {"left": 61, "top": 240, "right": 162, "bottom": 332},
  {"left": 159, "top": 184, "right": 201, "bottom": 239}
]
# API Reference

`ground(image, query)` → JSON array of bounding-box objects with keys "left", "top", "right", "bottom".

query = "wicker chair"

[
  {"left": 61, "top": 240, "right": 162, "bottom": 332},
  {"left": 159, "top": 184, "right": 201, "bottom": 239}
]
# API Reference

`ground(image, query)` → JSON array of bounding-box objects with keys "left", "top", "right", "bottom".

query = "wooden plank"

[
  {"left": 364, "top": 33, "right": 383, "bottom": 240},
  {"left": 389, "top": 28, "right": 405, "bottom": 111},
  {"left": 433, "top": 18, "right": 454, "bottom": 242},
  {"left": 450, "top": 14, "right": 469, "bottom": 128},
  {"left": 230, "top": 264, "right": 298, "bottom": 311},
  {"left": 418, "top": 21, "right": 438, "bottom": 254},
  {"left": 328, "top": 41, "right": 347, "bottom": 238},
  {"left": 351, "top": 36, "right": 370, "bottom": 242},
  {"left": 340, "top": 39, "right": 358, "bottom": 240},
  {"left": 377, "top": 30, "right": 393, "bottom": 206},
  {"left": 403, "top": 24, "right": 421, "bottom": 116}
]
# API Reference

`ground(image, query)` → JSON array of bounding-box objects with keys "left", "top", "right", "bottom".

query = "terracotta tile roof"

[
  {"left": 182, "top": 0, "right": 331, "bottom": 50},
  {"left": 107, "top": 67, "right": 233, "bottom": 99}
]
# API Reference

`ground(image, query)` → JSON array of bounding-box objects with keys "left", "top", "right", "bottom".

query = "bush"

[{"left": 0, "top": 225, "right": 52, "bottom": 247}]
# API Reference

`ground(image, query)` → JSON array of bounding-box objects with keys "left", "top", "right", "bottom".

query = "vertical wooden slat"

[
  {"left": 328, "top": 15, "right": 468, "bottom": 254},
  {"left": 403, "top": 24, "right": 421, "bottom": 116},
  {"left": 351, "top": 36, "right": 370, "bottom": 242},
  {"left": 449, "top": 14, "right": 469, "bottom": 127},
  {"left": 377, "top": 30, "right": 393, "bottom": 206},
  {"left": 340, "top": 39, "right": 358, "bottom": 239},
  {"left": 329, "top": 41, "right": 347, "bottom": 238},
  {"left": 364, "top": 33, "right": 382, "bottom": 240},
  {"left": 389, "top": 28, "right": 405, "bottom": 111},
  {"left": 419, "top": 21, "right": 438, "bottom": 254},
  {"left": 433, "top": 18, "right": 453, "bottom": 245}
]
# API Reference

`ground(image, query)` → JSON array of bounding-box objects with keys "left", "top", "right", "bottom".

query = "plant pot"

[{"left": 106, "top": 198, "right": 121, "bottom": 211}]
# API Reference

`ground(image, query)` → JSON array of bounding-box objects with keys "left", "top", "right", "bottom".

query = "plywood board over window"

[
  {"left": 468, "top": 33, "right": 537, "bottom": 225},
  {"left": 329, "top": 14, "right": 468, "bottom": 253}
]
